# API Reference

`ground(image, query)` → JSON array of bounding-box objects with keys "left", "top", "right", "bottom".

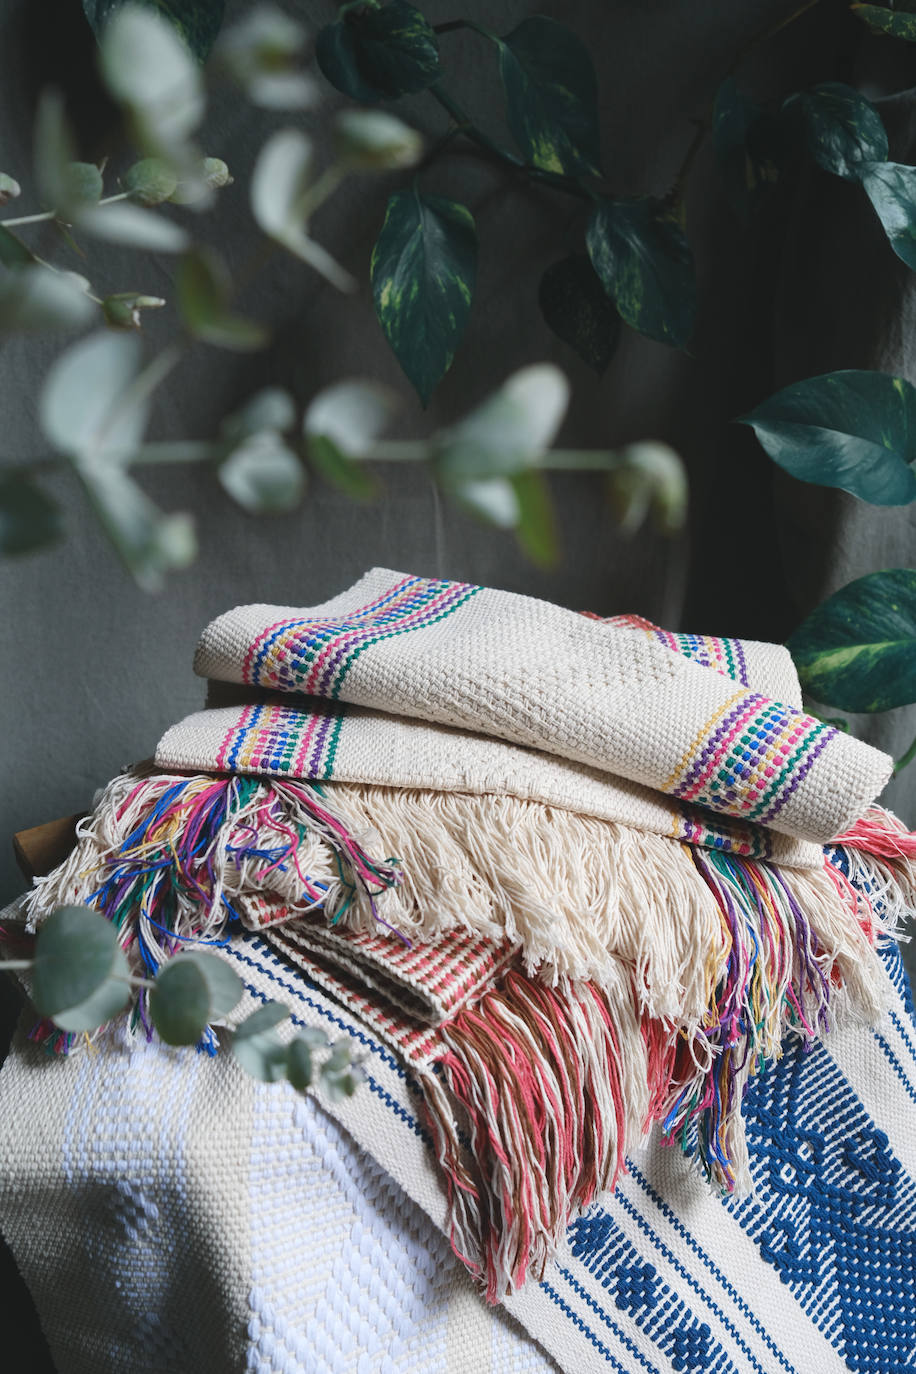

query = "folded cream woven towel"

[{"left": 190, "top": 568, "right": 892, "bottom": 844}]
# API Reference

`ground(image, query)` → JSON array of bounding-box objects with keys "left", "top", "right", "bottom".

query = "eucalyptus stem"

[
  {"left": 894, "top": 728, "right": 916, "bottom": 774},
  {"left": 95, "top": 339, "right": 185, "bottom": 450},
  {"left": 1, "top": 190, "right": 131, "bottom": 229},
  {"left": 0, "top": 959, "right": 34, "bottom": 971}
]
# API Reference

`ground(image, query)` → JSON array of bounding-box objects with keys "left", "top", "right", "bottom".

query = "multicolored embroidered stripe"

[
  {"left": 673, "top": 804, "right": 774, "bottom": 861},
  {"left": 667, "top": 692, "right": 838, "bottom": 823},
  {"left": 605, "top": 614, "right": 750, "bottom": 687},
  {"left": 216, "top": 698, "right": 346, "bottom": 780},
  {"left": 244, "top": 575, "right": 480, "bottom": 698}
]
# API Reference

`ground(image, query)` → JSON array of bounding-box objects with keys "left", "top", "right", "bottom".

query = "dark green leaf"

[
  {"left": 83, "top": 0, "right": 226, "bottom": 62},
  {"left": 738, "top": 369, "right": 916, "bottom": 505},
  {"left": 538, "top": 254, "right": 620, "bottom": 373},
  {"left": 858, "top": 160, "right": 916, "bottom": 269},
  {"left": 784, "top": 82, "right": 887, "bottom": 180},
  {"left": 219, "top": 433, "right": 306, "bottom": 513},
  {"left": 713, "top": 77, "right": 784, "bottom": 220},
  {"left": 285, "top": 1036, "right": 313, "bottom": 1091},
  {"left": 0, "top": 473, "right": 63, "bottom": 554},
  {"left": 852, "top": 4, "right": 916, "bottom": 40},
  {"left": 371, "top": 190, "right": 476, "bottom": 405},
  {"left": 32, "top": 906, "right": 130, "bottom": 1031},
  {"left": 512, "top": 469, "right": 558, "bottom": 565},
  {"left": 149, "top": 957, "right": 211, "bottom": 1045},
  {"left": 232, "top": 1000, "right": 290, "bottom": 1082},
  {"left": 787, "top": 568, "right": 916, "bottom": 711},
  {"left": 496, "top": 16, "right": 601, "bottom": 176},
  {"left": 586, "top": 197, "right": 696, "bottom": 348},
  {"left": 0, "top": 225, "right": 35, "bottom": 268},
  {"left": 316, "top": 0, "right": 440, "bottom": 102},
  {"left": 307, "top": 435, "right": 377, "bottom": 500}
]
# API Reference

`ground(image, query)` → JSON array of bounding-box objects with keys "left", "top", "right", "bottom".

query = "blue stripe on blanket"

[{"left": 233, "top": 903, "right": 916, "bottom": 1373}]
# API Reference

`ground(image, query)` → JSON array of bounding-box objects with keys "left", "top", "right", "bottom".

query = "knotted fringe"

[
  {"left": 419, "top": 963, "right": 647, "bottom": 1304},
  {"left": 21, "top": 769, "right": 403, "bottom": 985},
  {"left": 410, "top": 840, "right": 904, "bottom": 1299}
]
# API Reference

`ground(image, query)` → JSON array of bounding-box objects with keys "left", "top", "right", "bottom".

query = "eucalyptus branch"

[{"left": 1, "top": 190, "right": 131, "bottom": 229}]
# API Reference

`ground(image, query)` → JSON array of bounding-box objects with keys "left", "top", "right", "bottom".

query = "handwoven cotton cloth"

[
  {"left": 1, "top": 908, "right": 913, "bottom": 1374},
  {"left": 191, "top": 568, "right": 892, "bottom": 843}
]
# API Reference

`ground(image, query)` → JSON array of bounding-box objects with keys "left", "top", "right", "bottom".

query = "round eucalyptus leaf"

[
  {"left": 538, "top": 254, "right": 620, "bottom": 374},
  {"left": 858, "top": 160, "right": 916, "bottom": 270},
  {"left": 149, "top": 956, "right": 211, "bottom": 1045},
  {"left": 40, "top": 331, "right": 144, "bottom": 457},
  {"left": 216, "top": 7, "right": 316, "bottom": 109},
  {"left": 31, "top": 906, "right": 129, "bottom": 1030},
  {"left": 0, "top": 173, "right": 21, "bottom": 205},
  {"left": 83, "top": 0, "right": 226, "bottom": 62},
  {"left": 497, "top": 16, "right": 601, "bottom": 176},
  {"left": 64, "top": 161, "right": 104, "bottom": 209},
  {"left": 852, "top": 4, "right": 916, "bottom": 41},
  {"left": 332, "top": 110, "right": 423, "bottom": 172},
  {"left": 232, "top": 1000, "right": 291, "bottom": 1082},
  {"left": 102, "top": 292, "right": 166, "bottom": 330},
  {"left": 285, "top": 1035, "right": 313, "bottom": 1091},
  {"left": 0, "top": 473, "right": 64, "bottom": 554},
  {"left": 124, "top": 156, "right": 179, "bottom": 205},
  {"left": 511, "top": 469, "right": 558, "bottom": 566},
  {"left": 450, "top": 477, "right": 520, "bottom": 528},
  {"left": 219, "top": 433, "right": 306, "bottom": 514},
  {"left": 76, "top": 464, "right": 196, "bottom": 590},
  {"left": 307, "top": 435, "right": 378, "bottom": 500},
  {"left": 787, "top": 568, "right": 916, "bottom": 711},
  {"left": 78, "top": 201, "right": 189, "bottom": 252},
  {"left": 738, "top": 369, "right": 916, "bottom": 505},
  {"left": 223, "top": 388, "right": 297, "bottom": 441},
  {"left": 615, "top": 441, "right": 688, "bottom": 534},
  {"left": 785, "top": 82, "right": 887, "bottom": 180},
  {"left": 176, "top": 950, "right": 242, "bottom": 1019},
  {"left": 586, "top": 197, "right": 696, "bottom": 349},
  {"left": 316, "top": 0, "right": 440, "bottom": 103},
  {"left": 371, "top": 191, "right": 477, "bottom": 406},
  {"left": 251, "top": 127, "right": 312, "bottom": 239},
  {"left": 435, "top": 364, "right": 569, "bottom": 479},
  {"left": 304, "top": 380, "right": 400, "bottom": 458},
  {"left": 33, "top": 88, "right": 77, "bottom": 215},
  {"left": 98, "top": 5, "right": 205, "bottom": 140},
  {"left": 0, "top": 266, "right": 96, "bottom": 334}
]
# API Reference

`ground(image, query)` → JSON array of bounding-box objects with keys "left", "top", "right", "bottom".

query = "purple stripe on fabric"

[
  {"left": 757, "top": 727, "right": 837, "bottom": 824},
  {"left": 671, "top": 694, "right": 764, "bottom": 797},
  {"left": 308, "top": 710, "right": 335, "bottom": 775}
]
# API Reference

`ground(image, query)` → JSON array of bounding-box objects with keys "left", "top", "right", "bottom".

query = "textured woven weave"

[
  {"left": 1, "top": 888, "right": 913, "bottom": 1374},
  {"left": 190, "top": 568, "right": 892, "bottom": 843}
]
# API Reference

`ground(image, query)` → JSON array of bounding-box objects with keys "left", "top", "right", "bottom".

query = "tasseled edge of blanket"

[
  {"left": 19, "top": 769, "right": 404, "bottom": 1039},
  {"left": 12, "top": 773, "right": 915, "bottom": 1303}
]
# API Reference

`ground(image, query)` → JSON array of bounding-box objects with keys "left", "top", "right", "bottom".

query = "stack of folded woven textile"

[{"left": 16, "top": 567, "right": 916, "bottom": 1320}]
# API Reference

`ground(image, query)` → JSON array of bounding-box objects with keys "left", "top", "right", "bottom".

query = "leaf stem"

[
  {"left": 427, "top": 83, "right": 592, "bottom": 200},
  {"left": 894, "top": 727, "right": 916, "bottom": 774},
  {"left": 1, "top": 190, "right": 131, "bottom": 229},
  {"left": 726, "top": 0, "right": 822, "bottom": 76},
  {"left": 94, "top": 339, "right": 185, "bottom": 451},
  {"left": 433, "top": 18, "right": 497, "bottom": 41},
  {"left": 0, "top": 959, "right": 34, "bottom": 971}
]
